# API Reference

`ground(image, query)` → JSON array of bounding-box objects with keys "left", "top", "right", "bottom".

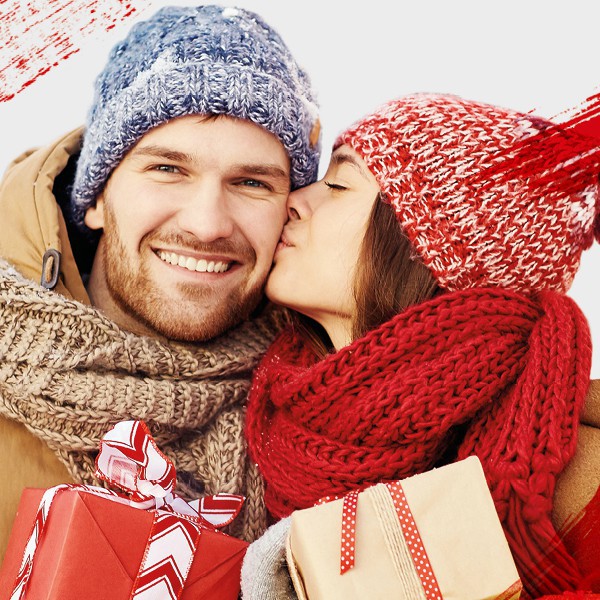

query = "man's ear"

[{"left": 84, "top": 192, "right": 105, "bottom": 230}]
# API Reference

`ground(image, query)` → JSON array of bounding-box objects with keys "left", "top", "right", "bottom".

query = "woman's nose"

[{"left": 286, "top": 182, "right": 318, "bottom": 221}]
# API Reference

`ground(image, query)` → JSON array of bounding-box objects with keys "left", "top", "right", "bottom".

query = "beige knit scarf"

[{"left": 0, "top": 259, "right": 281, "bottom": 542}]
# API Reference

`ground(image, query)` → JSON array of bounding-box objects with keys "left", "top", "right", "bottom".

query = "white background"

[{"left": 1, "top": 0, "right": 600, "bottom": 375}]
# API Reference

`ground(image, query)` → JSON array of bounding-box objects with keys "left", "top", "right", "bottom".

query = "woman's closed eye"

[{"left": 324, "top": 180, "right": 347, "bottom": 191}]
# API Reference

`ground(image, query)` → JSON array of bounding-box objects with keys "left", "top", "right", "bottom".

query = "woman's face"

[{"left": 266, "top": 144, "right": 380, "bottom": 349}]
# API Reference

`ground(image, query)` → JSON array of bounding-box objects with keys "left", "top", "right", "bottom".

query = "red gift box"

[{"left": 0, "top": 487, "right": 248, "bottom": 599}]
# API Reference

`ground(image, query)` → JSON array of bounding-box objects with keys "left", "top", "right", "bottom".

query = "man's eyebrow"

[
  {"left": 329, "top": 151, "right": 372, "bottom": 180},
  {"left": 129, "top": 145, "right": 193, "bottom": 163},
  {"left": 237, "top": 164, "right": 290, "bottom": 182}
]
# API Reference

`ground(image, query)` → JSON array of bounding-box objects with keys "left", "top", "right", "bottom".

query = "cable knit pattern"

[
  {"left": 245, "top": 287, "right": 592, "bottom": 597},
  {"left": 0, "top": 259, "right": 281, "bottom": 542}
]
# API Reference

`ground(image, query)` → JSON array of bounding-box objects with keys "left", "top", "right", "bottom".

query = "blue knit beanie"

[{"left": 70, "top": 4, "right": 321, "bottom": 234}]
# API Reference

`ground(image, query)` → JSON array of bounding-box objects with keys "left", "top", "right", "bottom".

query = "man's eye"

[
  {"left": 240, "top": 179, "right": 269, "bottom": 189},
  {"left": 152, "top": 164, "right": 179, "bottom": 173},
  {"left": 324, "top": 180, "right": 347, "bottom": 191}
]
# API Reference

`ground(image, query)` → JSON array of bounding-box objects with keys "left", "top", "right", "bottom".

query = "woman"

[{"left": 243, "top": 93, "right": 600, "bottom": 599}]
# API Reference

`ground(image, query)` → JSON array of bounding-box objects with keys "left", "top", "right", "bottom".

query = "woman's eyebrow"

[{"left": 329, "top": 152, "right": 372, "bottom": 180}]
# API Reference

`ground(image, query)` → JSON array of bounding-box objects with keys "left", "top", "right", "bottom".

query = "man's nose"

[{"left": 176, "top": 183, "right": 235, "bottom": 241}]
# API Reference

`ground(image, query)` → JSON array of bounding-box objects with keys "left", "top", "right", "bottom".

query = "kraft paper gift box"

[
  {"left": 286, "top": 456, "right": 522, "bottom": 600},
  {"left": 0, "top": 487, "right": 248, "bottom": 600}
]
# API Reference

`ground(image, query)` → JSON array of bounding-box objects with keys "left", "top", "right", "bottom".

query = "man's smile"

[{"left": 156, "top": 249, "right": 231, "bottom": 273}]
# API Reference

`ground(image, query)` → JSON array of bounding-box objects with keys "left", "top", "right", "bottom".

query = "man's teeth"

[{"left": 157, "top": 251, "right": 230, "bottom": 273}]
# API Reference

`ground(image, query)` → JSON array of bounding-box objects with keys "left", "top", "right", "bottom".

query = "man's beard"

[{"left": 101, "top": 206, "right": 264, "bottom": 342}]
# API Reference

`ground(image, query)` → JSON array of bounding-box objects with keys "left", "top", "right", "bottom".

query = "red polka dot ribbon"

[
  {"left": 334, "top": 482, "right": 442, "bottom": 598},
  {"left": 340, "top": 490, "right": 359, "bottom": 574},
  {"left": 386, "top": 481, "right": 443, "bottom": 599}
]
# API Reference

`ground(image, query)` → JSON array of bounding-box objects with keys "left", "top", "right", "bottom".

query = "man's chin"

[
  {"left": 122, "top": 294, "right": 263, "bottom": 342},
  {"left": 150, "top": 319, "right": 237, "bottom": 342}
]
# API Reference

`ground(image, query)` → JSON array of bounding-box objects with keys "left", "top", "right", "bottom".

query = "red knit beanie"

[{"left": 337, "top": 93, "right": 600, "bottom": 294}]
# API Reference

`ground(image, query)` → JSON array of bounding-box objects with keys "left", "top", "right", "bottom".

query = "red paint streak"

[
  {"left": 472, "top": 92, "right": 600, "bottom": 244},
  {"left": 566, "top": 94, "right": 600, "bottom": 140},
  {"left": 0, "top": 0, "right": 148, "bottom": 103}
]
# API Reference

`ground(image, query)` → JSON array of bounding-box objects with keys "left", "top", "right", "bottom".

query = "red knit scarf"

[{"left": 245, "top": 287, "right": 593, "bottom": 598}]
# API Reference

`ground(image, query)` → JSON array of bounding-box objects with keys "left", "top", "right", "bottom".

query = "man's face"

[{"left": 84, "top": 114, "right": 290, "bottom": 342}]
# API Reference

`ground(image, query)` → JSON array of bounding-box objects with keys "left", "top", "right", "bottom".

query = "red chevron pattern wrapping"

[
  {"left": 192, "top": 493, "right": 249, "bottom": 528},
  {"left": 9, "top": 420, "right": 245, "bottom": 599},
  {"left": 9, "top": 484, "right": 121, "bottom": 600},
  {"left": 96, "top": 420, "right": 177, "bottom": 502},
  {"left": 132, "top": 513, "right": 201, "bottom": 600}
]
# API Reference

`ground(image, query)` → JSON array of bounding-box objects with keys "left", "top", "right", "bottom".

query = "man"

[{"left": 0, "top": 4, "right": 321, "bottom": 558}]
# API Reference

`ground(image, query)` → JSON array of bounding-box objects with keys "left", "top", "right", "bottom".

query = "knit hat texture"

[
  {"left": 71, "top": 4, "right": 321, "bottom": 233},
  {"left": 337, "top": 93, "right": 600, "bottom": 294}
]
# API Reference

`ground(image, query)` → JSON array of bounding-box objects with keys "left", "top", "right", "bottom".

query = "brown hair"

[
  {"left": 296, "top": 196, "right": 440, "bottom": 355},
  {"left": 351, "top": 196, "right": 440, "bottom": 340}
]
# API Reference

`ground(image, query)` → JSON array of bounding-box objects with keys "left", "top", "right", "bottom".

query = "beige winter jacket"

[{"left": 0, "top": 129, "right": 84, "bottom": 561}]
